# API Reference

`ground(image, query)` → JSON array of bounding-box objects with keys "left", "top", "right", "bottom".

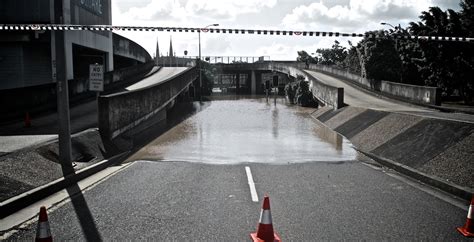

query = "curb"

[
  {"left": 0, "top": 151, "right": 129, "bottom": 219},
  {"left": 357, "top": 149, "right": 473, "bottom": 202}
]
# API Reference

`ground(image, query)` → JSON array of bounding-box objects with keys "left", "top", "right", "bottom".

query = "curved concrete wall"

[
  {"left": 113, "top": 33, "right": 152, "bottom": 63},
  {"left": 98, "top": 67, "right": 198, "bottom": 140}
]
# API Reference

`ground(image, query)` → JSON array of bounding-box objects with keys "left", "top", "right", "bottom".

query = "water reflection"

[
  {"left": 312, "top": 123, "right": 343, "bottom": 151},
  {"left": 129, "top": 98, "right": 357, "bottom": 164}
]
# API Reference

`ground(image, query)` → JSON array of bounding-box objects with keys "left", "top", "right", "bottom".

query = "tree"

[
  {"left": 200, "top": 60, "right": 217, "bottom": 95},
  {"left": 296, "top": 50, "right": 316, "bottom": 64},
  {"left": 409, "top": 5, "right": 473, "bottom": 103},
  {"left": 351, "top": 30, "right": 402, "bottom": 82},
  {"left": 315, "top": 40, "right": 348, "bottom": 67}
]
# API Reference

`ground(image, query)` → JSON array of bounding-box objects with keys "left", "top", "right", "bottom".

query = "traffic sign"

[{"left": 89, "top": 64, "right": 104, "bottom": 92}]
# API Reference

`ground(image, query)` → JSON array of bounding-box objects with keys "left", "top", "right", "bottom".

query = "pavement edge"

[
  {"left": 0, "top": 151, "right": 130, "bottom": 219},
  {"left": 357, "top": 149, "right": 473, "bottom": 202}
]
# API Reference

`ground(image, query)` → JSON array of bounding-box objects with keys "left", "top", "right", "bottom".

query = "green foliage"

[
  {"left": 408, "top": 5, "right": 474, "bottom": 103},
  {"left": 315, "top": 40, "right": 348, "bottom": 67},
  {"left": 296, "top": 50, "right": 317, "bottom": 64},
  {"left": 361, "top": 31, "right": 402, "bottom": 82},
  {"left": 284, "top": 75, "right": 317, "bottom": 107},
  {"left": 200, "top": 60, "right": 216, "bottom": 95}
]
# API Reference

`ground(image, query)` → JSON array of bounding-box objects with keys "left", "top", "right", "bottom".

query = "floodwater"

[{"left": 129, "top": 97, "right": 357, "bottom": 164}]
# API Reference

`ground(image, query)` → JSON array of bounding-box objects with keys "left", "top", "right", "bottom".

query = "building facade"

[{"left": 0, "top": 0, "right": 113, "bottom": 90}]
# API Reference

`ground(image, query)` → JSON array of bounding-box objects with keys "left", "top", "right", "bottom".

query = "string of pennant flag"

[{"left": 1, "top": 24, "right": 473, "bottom": 43}]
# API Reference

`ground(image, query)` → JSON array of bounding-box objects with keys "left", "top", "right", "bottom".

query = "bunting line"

[{"left": 0, "top": 24, "right": 473, "bottom": 43}]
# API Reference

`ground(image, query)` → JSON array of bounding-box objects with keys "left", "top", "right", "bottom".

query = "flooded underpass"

[{"left": 128, "top": 97, "right": 357, "bottom": 164}]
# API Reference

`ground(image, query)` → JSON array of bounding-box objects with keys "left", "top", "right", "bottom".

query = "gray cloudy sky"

[{"left": 112, "top": 0, "right": 461, "bottom": 60}]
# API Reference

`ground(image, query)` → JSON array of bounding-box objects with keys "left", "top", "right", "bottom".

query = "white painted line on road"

[{"left": 245, "top": 166, "right": 259, "bottom": 202}]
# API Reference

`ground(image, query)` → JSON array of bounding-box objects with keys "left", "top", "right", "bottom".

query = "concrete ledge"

[
  {"left": 357, "top": 149, "right": 473, "bottom": 201},
  {"left": 0, "top": 151, "right": 129, "bottom": 219}
]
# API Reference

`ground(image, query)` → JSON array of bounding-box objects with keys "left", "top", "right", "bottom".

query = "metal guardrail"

[{"left": 155, "top": 56, "right": 270, "bottom": 66}]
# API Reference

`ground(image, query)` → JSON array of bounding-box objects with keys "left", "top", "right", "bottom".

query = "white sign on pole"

[{"left": 89, "top": 64, "right": 104, "bottom": 92}]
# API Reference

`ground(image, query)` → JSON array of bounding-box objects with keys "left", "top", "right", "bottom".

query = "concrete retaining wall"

[
  {"left": 311, "top": 106, "right": 474, "bottom": 199},
  {"left": 99, "top": 67, "right": 198, "bottom": 140},
  {"left": 307, "top": 64, "right": 441, "bottom": 106}
]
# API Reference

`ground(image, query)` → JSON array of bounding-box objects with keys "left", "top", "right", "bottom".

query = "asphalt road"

[
  {"left": 4, "top": 98, "right": 471, "bottom": 240},
  {"left": 5, "top": 160, "right": 470, "bottom": 241}
]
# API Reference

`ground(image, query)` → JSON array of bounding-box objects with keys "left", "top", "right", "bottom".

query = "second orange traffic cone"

[
  {"left": 250, "top": 195, "right": 281, "bottom": 242},
  {"left": 457, "top": 195, "right": 474, "bottom": 237},
  {"left": 35, "top": 206, "right": 52, "bottom": 242}
]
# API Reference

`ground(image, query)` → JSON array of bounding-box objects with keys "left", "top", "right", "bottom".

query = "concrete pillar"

[
  {"left": 251, "top": 70, "right": 256, "bottom": 95},
  {"left": 236, "top": 73, "right": 240, "bottom": 94},
  {"left": 107, "top": 32, "right": 114, "bottom": 72}
]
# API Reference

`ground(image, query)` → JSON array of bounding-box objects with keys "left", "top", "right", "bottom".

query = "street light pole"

[
  {"left": 198, "top": 23, "right": 219, "bottom": 101},
  {"left": 381, "top": 22, "right": 402, "bottom": 51}
]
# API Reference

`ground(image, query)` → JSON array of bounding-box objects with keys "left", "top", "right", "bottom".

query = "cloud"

[
  {"left": 184, "top": 0, "right": 277, "bottom": 20},
  {"left": 204, "top": 36, "right": 232, "bottom": 55},
  {"left": 124, "top": 0, "right": 187, "bottom": 21},
  {"left": 116, "top": 0, "right": 278, "bottom": 23},
  {"left": 283, "top": 2, "right": 356, "bottom": 30},
  {"left": 282, "top": 0, "right": 430, "bottom": 31}
]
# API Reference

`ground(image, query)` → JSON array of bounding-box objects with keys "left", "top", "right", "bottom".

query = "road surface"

[
  {"left": 3, "top": 98, "right": 469, "bottom": 241},
  {"left": 126, "top": 67, "right": 189, "bottom": 91}
]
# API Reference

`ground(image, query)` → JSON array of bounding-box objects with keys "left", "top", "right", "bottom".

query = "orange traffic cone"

[
  {"left": 457, "top": 195, "right": 474, "bottom": 237},
  {"left": 35, "top": 206, "right": 52, "bottom": 242},
  {"left": 250, "top": 195, "right": 281, "bottom": 242},
  {"left": 24, "top": 112, "right": 31, "bottom": 127}
]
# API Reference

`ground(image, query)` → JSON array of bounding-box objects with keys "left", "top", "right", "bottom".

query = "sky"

[{"left": 111, "top": 0, "right": 462, "bottom": 60}]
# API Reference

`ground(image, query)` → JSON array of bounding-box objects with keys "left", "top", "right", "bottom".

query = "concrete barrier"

[
  {"left": 307, "top": 64, "right": 441, "bottom": 106},
  {"left": 98, "top": 67, "right": 198, "bottom": 140},
  {"left": 380, "top": 81, "right": 441, "bottom": 106}
]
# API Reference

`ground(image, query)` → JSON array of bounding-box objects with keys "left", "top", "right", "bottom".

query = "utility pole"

[{"left": 54, "top": 0, "right": 73, "bottom": 173}]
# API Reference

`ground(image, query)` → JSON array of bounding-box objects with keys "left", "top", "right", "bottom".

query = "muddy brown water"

[{"left": 128, "top": 98, "right": 357, "bottom": 164}]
